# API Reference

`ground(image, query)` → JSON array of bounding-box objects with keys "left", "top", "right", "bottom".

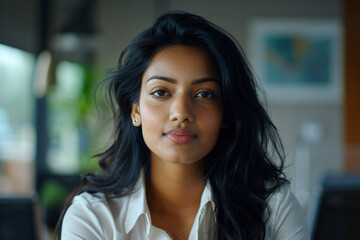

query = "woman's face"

[{"left": 132, "top": 45, "right": 223, "bottom": 164}]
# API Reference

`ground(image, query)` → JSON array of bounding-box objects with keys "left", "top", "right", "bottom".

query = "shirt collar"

[
  {"left": 124, "top": 171, "right": 216, "bottom": 234},
  {"left": 200, "top": 181, "right": 215, "bottom": 211},
  {"left": 124, "top": 171, "right": 151, "bottom": 234}
]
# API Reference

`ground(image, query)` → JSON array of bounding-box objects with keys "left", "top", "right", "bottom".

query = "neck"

[
  {"left": 146, "top": 156, "right": 206, "bottom": 240},
  {"left": 147, "top": 156, "right": 206, "bottom": 211}
]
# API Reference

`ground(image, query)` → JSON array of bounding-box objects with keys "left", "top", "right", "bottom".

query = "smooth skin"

[{"left": 131, "top": 45, "right": 223, "bottom": 240}]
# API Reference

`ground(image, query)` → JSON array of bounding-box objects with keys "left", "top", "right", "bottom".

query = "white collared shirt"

[{"left": 62, "top": 174, "right": 310, "bottom": 240}]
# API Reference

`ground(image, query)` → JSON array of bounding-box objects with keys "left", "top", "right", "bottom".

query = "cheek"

[
  {"left": 199, "top": 109, "right": 223, "bottom": 137},
  {"left": 139, "top": 99, "right": 166, "bottom": 134},
  {"left": 203, "top": 109, "right": 222, "bottom": 127}
]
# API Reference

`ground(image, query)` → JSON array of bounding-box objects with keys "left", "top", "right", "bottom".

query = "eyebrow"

[{"left": 146, "top": 75, "right": 219, "bottom": 84}]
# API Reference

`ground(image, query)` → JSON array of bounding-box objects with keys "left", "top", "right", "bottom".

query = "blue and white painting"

[
  {"left": 249, "top": 20, "right": 342, "bottom": 103},
  {"left": 263, "top": 34, "right": 332, "bottom": 86}
]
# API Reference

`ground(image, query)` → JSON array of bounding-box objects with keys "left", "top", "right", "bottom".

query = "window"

[{"left": 0, "top": 44, "right": 36, "bottom": 194}]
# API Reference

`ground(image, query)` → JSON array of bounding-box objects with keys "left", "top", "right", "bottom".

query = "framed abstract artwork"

[{"left": 248, "top": 19, "right": 342, "bottom": 103}]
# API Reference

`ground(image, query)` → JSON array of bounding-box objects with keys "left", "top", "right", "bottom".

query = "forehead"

[{"left": 142, "top": 45, "right": 218, "bottom": 81}]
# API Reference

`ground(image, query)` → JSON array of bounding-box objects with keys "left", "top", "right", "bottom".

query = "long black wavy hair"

[{"left": 56, "top": 11, "right": 288, "bottom": 240}]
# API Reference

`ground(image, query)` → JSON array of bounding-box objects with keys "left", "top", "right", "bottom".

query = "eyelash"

[
  {"left": 150, "top": 89, "right": 170, "bottom": 97},
  {"left": 195, "top": 90, "right": 216, "bottom": 100},
  {"left": 150, "top": 89, "right": 216, "bottom": 100}
]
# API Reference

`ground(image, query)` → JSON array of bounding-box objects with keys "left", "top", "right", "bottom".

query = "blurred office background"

[{"left": 0, "top": 0, "right": 359, "bottom": 239}]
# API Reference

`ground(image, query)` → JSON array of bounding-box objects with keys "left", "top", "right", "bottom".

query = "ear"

[{"left": 131, "top": 102, "right": 141, "bottom": 127}]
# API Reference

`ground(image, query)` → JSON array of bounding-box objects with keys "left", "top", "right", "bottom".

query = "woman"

[{"left": 58, "top": 11, "right": 309, "bottom": 240}]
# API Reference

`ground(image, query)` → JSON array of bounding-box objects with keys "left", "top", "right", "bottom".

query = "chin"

[{"left": 163, "top": 156, "right": 205, "bottom": 165}]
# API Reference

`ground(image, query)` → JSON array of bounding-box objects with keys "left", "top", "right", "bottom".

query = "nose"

[{"left": 169, "top": 92, "right": 195, "bottom": 123}]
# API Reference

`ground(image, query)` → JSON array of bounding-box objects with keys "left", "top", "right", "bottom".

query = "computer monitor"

[
  {"left": 308, "top": 174, "right": 360, "bottom": 240},
  {"left": 0, "top": 194, "right": 44, "bottom": 240}
]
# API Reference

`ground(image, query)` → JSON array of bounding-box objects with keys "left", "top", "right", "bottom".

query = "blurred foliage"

[
  {"left": 39, "top": 180, "right": 68, "bottom": 210},
  {"left": 47, "top": 61, "right": 102, "bottom": 174}
]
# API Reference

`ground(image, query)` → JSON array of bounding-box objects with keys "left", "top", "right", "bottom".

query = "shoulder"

[
  {"left": 267, "top": 183, "right": 295, "bottom": 210},
  {"left": 71, "top": 191, "right": 107, "bottom": 206},
  {"left": 265, "top": 183, "right": 310, "bottom": 240},
  {"left": 67, "top": 191, "right": 124, "bottom": 219},
  {"left": 61, "top": 192, "right": 130, "bottom": 239}
]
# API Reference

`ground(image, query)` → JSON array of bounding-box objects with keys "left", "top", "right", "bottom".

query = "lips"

[{"left": 164, "top": 128, "right": 196, "bottom": 144}]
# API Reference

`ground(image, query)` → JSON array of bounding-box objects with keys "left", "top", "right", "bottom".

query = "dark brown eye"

[
  {"left": 195, "top": 91, "right": 216, "bottom": 99},
  {"left": 151, "top": 89, "right": 169, "bottom": 97}
]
